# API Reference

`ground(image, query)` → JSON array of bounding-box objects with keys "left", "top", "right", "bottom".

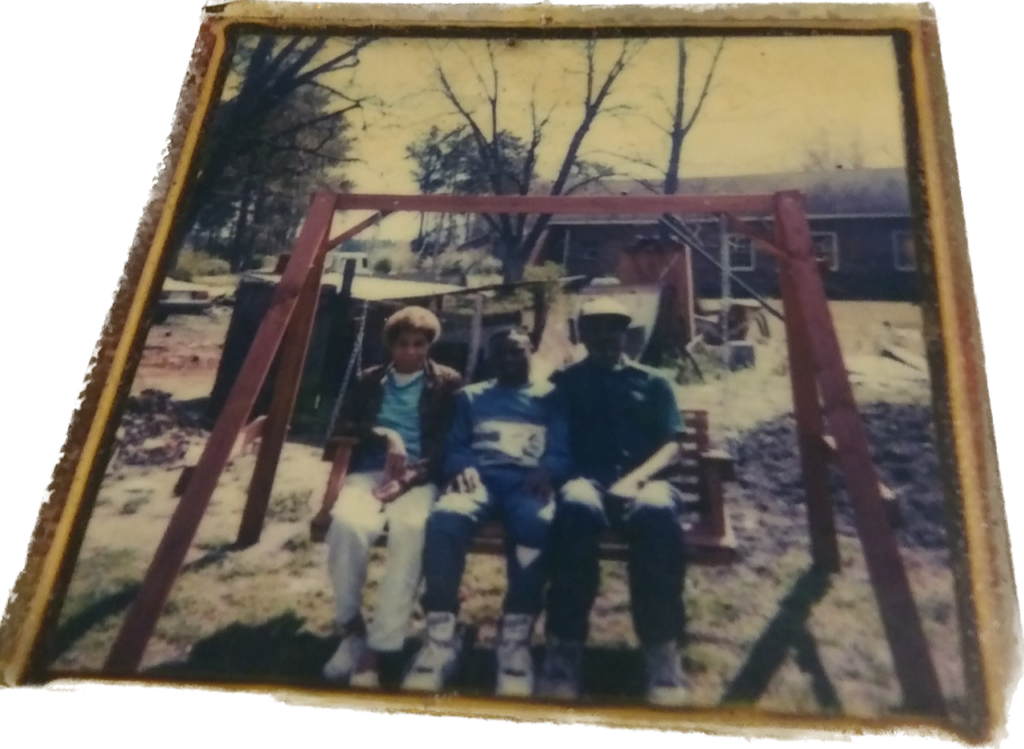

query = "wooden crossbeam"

[
  {"left": 722, "top": 212, "right": 786, "bottom": 259},
  {"left": 335, "top": 192, "right": 776, "bottom": 216}
]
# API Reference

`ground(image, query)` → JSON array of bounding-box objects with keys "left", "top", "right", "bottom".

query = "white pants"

[{"left": 326, "top": 470, "right": 436, "bottom": 652}]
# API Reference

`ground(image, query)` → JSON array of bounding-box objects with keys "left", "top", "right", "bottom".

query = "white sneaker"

[
  {"left": 323, "top": 632, "right": 367, "bottom": 682},
  {"left": 644, "top": 642, "right": 690, "bottom": 707},
  {"left": 496, "top": 614, "right": 535, "bottom": 698},
  {"left": 536, "top": 636, "right": 583, "bottom": 701},
  {"left": 348, "top": 649, "right": 380, "bottom": 690},
  {"left": 401, "top": 612, "right": 462, "bottom": 693}
]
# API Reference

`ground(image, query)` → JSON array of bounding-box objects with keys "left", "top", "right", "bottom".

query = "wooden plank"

[
  {"left": 722, "top": 212, "right": 786, "bottom": 259},
  {"left": 821, "top": 435, "right": 898, "bottom": 501},
  {"left": 335, "top": 192, "right": 776, "bottom": 217},
  {"left": 238, "top": 415, "right": 267, "bottom": 456},
  {"left": 103, "top": 192, "right": 338, "bottom": 674},
  {"left": 774, "top": 191, "right": 946, "bottom": 717},
  {"left": 324, "top": 211, "right": 389, "bottom": 251},
  {"left": 237, "top": 250, "right": 327, "bottom": 547},
  {"left": 779, "top": 253, "right": 841, "bottom": 573}
]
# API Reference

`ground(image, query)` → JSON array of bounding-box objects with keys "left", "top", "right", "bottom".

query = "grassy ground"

[{"left": 47, "top": 297, "right": 967, "bottom": 724}]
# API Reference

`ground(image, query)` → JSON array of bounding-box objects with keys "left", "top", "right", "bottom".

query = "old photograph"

[{"left": 0, "top": 7, "right": 1006, "bottom": 742}]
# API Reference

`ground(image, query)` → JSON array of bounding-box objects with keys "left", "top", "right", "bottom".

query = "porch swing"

[
  {"left": 307, "top": 285, "right": 739, "bottom": 564},
  {"left": 100, "top": 189, "right": 947, "bottom": 720}
]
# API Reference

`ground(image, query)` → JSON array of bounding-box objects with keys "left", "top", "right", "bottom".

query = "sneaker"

[
  {"left": 401, "top": 612, "right": 462, "bottom": 693},
  {"left": 496, "top": 614, "right": 535, "bottom": 698},
  {"left": 322, "top": 617, "right": 367, "bottom": 682},
  {"left": 349, "top": 648, "right": 380, "bottom": 690},
  {"left": 644, "top": 641, "right": 690, "bottom": 707},
  {"left": 536, "top": 636, "right": 583, "bottom": 701}
]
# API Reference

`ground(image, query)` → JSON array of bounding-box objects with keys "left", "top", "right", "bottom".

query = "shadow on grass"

[
  {"left": 48, "top": 544, "right": 236, "bottom": 662},
  {"left": 720, "top": 566, "right": 841, "bottom": 712},
  {"left": 139, "top": 615, "right": 649, "bottom": 701}
]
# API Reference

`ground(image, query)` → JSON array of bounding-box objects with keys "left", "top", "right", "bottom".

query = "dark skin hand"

[{"left": 448, "top": 328, "right": 554, "bottom": 499}]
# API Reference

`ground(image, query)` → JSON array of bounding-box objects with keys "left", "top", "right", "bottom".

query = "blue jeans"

[
  {"left": 545, "top": 478, "right": 686, "bottom": 646},
  {"left": 421, "top": 468, "right": 555, "bottom": 615}
]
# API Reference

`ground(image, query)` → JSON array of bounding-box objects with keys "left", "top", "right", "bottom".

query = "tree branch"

[
  {"left": 292, "top": 38, "right": 374, "bottom": 86},
  {"left": 682, "top": 38, "right": 726, "bottom": 134}
]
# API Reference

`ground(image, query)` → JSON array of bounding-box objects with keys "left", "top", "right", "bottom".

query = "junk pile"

[{"left": 112, "top": 389, "right": 206, "bottom": 469}]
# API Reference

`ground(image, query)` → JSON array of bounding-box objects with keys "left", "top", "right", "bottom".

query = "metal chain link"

[{"left": 325, "top": 299, "right": 369, "bottom": 440}]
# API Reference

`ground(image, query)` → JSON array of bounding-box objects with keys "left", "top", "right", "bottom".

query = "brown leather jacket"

[{"left": 327, "top": 359, "right": 463, "bottom": 486}]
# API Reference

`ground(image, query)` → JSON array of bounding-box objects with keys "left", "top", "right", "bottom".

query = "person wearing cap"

[
  {"left": 537, "top": 296, "right": 691, "bottom": 706},
  {"left": 402, "top": 327, "right": 572, "bottom": 697},
  {"left": 317, "top": 305, "right": 463, "bottom": 689}
]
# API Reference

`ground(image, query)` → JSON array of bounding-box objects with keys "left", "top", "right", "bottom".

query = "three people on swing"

[{"left": 321, "top": 298, "right": 690, "bottom": 706}]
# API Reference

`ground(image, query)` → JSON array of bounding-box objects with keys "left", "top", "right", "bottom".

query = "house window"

[
  {"left": 811, "top": 232, "right": 840, "bottom": 271},
  {"left": 893, "top": 230, "right": 916, "bottom": 271},
  {"left": 725, "top": 234, "right": 756, "bottom": 271}
]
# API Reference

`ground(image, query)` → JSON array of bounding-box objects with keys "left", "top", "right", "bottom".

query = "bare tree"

[
  {"left": 181, "top": 35, "right": 377, "bottom": 268},
  {"left": 602, "top": 38, "right": 725, "bottom": 195},
  {"left": 432, "top": 39, "right": 638, "bottom": 281}
]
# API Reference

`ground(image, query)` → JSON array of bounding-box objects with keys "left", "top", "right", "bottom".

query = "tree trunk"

[{"left": 229, "top": 180, "right": 254, "bottom": 273}]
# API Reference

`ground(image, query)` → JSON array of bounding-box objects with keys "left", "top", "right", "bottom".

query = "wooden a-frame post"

[
  {"left": 104, "top": 193, "right": 340, "bottom": 672},
  {"left": 773, "top": 190, "right": 946, "bottom": 717},
  {"left": 235, "top": 211, "right": 389, "bottom": 547}
]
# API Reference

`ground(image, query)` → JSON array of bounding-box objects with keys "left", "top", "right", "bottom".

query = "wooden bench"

[{"left": 315, "top": 409, "right": 738, "bottom": 565}]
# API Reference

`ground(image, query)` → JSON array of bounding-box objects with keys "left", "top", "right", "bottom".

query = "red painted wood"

[
  {"left": 237, "top": 252, "right": 326, "bottom": 547},
  {"left": 334, "top": 192, "right": 775, "bottom": 216},
  {"left": 778, "top": 250, "right": 841, "bottom": 572},
  {"left": 311, "top": 439, "right": 356, "bottom": 544},
  {"left": 774, "top": 191, "right": 946, "bottom": 717},
  {"left": 103, "top": 192, "right": 338, "bottom": 674},
  {"left": 325, "top": 210, "right": 388, "bottom": 251},
  {"left": 723, "top": 213, "right": 785, "bottom": 259}
]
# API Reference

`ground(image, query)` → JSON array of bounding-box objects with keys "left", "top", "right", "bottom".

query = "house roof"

[{"left": 541, "top": 168, "right": 911, "bottom": 224}]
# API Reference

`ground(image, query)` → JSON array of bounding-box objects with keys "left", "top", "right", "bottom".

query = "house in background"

[{"left": 532, "top": 168, "right": 920, "bottom": 301}]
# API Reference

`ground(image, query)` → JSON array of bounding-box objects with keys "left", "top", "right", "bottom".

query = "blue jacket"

[
  {"left": 550, "top": 357, "right": 684, "bottom": 486},
  {"left": 443, "top": 379, "right": 573, "bottom": 484}
]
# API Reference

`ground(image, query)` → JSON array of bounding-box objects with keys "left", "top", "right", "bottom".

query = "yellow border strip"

[
  {"left": 910, "top": 15, "right": 1018, "bottom": 732},
  {"left": 2, "top": 21, "right": 230, "bottom": 686},
  {"left": 2, "top": 2, "right": 1015, "bottom": 741}
]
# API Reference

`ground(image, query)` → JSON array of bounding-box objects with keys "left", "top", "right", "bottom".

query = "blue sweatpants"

[
  {"left": 421, "top": 468, "right": 554, "bottom": 615},
  {"left": 545, "top": 477, "right": 686, "bottom": 646}
]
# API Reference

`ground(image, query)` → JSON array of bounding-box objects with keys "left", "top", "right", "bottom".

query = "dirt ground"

[{"left": 48, "top": 292, "right": 969, "bottom": 725}]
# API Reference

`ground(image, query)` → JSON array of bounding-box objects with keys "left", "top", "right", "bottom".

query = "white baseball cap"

[{"left": 577, "top": 296, "right": 632, "bottom": 324}]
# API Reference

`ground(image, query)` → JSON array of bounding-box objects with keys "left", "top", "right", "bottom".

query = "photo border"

[{"left": 0, "top": 2, "right": 1013, "bottom": 742}]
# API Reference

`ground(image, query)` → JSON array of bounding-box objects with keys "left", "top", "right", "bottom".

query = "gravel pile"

[{"left": 112, "top": 389, "right": 206, "bottom": 468}]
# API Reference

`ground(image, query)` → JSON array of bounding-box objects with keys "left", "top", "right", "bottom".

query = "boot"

[
  {"left": 401, "top": 612, "right": 461, "bottom": 693},
  {"left": 495, "top": 614, "right": 535, "bottom": 698}
]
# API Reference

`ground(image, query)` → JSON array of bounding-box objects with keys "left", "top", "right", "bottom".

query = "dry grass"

[{"left": 47, "top": 300, "right": 967, "bottom": 725}]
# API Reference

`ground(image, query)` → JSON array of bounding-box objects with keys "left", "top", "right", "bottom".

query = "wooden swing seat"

[{"left": 318, "top": 408, "right": 738, "bottom": 565}]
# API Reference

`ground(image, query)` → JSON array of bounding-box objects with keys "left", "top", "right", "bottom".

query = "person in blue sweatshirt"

[{"left": 402, "top": 327, "right": 572, "bottom": 697}]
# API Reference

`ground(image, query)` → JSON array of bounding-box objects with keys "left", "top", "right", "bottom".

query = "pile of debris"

[{"left": 112, "top": 389, "right": 207, "bottom": 469}]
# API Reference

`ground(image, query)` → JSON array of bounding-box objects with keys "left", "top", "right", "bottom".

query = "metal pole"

[
  {"left": 719, "top": 214, "right": 731, "bottom": 365},
  {"left": 659, "top": 215, "right": 784, "bottom": 322}
]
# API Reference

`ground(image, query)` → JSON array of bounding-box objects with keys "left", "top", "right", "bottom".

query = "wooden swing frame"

[{"left": 100, "top": 189, "right": 947, "bottom": 718}]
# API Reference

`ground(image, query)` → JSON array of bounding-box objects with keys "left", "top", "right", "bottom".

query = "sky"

[{"left": 229, "top": 33, "right": 908, "bottom": 239}]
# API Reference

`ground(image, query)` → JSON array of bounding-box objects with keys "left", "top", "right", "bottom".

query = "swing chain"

[{"left": 325, "top": 299, "right": 368, "bottom": 440}]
